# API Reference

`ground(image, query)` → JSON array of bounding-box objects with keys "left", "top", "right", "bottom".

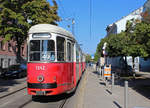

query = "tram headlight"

[{"left": 37, "top": 75, "right": 44, "bottom": 82}]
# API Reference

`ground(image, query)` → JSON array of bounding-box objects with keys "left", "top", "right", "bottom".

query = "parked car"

[{"left": 1, "top": 64, "right": 27, "bottom": 78}]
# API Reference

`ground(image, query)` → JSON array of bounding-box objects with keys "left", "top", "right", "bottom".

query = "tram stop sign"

[{"left": 104, "top": 64, "right": 111, "bottom": 78}]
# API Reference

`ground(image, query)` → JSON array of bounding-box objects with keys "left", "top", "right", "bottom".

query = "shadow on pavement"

[
  {"left": 0, "top": 77, "right": 24, "bottom": 93},
  {"left": 130, "top": 78, "right": 150, "bottom": 99},
  {"left": 32, "top": 93, "right": 73, "bottom": 103},
  {"left": 114, "top": 79, "right": 124, "bottom": 87},
  {"left": 99, "top": 82, "right": 106, "bottom": 86},
  {"left": 92, "top": 71, "right": 100, "bottom": 76},
  {"left": 113, "top": 101, "right": 122, "bottom": 108},
  {"left": 0, "top": 88, "right": 9, "bottom": 93},
  {"left": 106, "top": 89, "right": 112, "bottom": 95},
  {"left": 114, "top": 77, "right": 150, "bottom": 100}
]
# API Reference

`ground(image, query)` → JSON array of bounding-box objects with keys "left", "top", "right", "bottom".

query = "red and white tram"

[{"left": 27, "top": 24, "right": 86, "bottom": 96}]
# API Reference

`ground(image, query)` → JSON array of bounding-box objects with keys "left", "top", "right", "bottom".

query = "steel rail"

[
  {"left": 59, "top": 98, "right": 67, "bottom": 108},
  {"left": 18, "top": 98, "right": 32, "bottom": 108},
  {"left": 0, "top": 87, "right": 27, "bottom": 99}
]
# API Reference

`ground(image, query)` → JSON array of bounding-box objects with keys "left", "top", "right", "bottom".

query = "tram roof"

[{"left": 28, "top": 24, "right": 74, "bottom": 39}]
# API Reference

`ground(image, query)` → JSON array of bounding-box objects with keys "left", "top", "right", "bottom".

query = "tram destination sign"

[{"left": 32, "top": 33, "right": 51, "bottom": 38}]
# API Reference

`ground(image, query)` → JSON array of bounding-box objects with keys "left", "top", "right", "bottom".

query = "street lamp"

[
  {"left": 102, "top": 42, "right": 107, "bottom": 65},
  {"left": 72, "top": 18, "right": 75, "bottom": 35},
  {"left": 61, "top": 18, "right": 75, "bottom": 35}
]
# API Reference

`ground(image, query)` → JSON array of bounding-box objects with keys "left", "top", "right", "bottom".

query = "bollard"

[
  {"left": 105, "top": 77, "right": 107, "bottom": 87},
  {"left": 102, "top": 68, "right": 104, "bottom": 80},
  {"left": 111, "top": 73, "right": 114, "bottom": 94},
  {"left": 124, "top": 81, "right": 128, "bottom": 108},
  {"left": 99, "top": 67, "right": 101, "bottom": 78}
]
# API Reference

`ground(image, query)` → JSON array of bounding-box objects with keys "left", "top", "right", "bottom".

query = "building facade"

[
  {"left": 142, "top": 0, "right": 150, "bottom": 22},
  {"left": 106, "top": 7, "right": 143, "bottom": 36},
  {"left": 0, "top": 37, "right": 27, "bottom": 69}
]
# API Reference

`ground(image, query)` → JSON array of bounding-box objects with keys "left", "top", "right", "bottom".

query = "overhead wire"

[
  {"left": 56, "top": 0, "right": 80, "bottom": 42},
  {"left": 57, "top": 0, "right": 72, "bottom": 35},
  {"left": 89, "top": 0, "right": 92, "bottom": 40},
  {"left": 57, "top": 0, "right": 66, "bottom": 20}
]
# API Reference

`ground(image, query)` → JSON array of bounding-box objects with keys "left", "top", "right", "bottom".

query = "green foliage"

[
  {"left": 94, "top": 52, "right": 99, "bottom": 62},
  {"left": 106, "top": 32, "right": 127, "bottom": 57},
  {"left": 22, "top": 0, "right": 60, "bottom": 25},
  {"left": 85, "top": 54, "right": 92, "bottom": 63},
  {"left": 133, "top": 21, "right": 150, "bottom": 57},
  {"left": 0, "top": 0, "right": 60, "bottom": 62}
]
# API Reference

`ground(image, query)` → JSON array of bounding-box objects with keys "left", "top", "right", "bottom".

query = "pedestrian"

[{"left": 96, "top": 61, "right": 99, "bottom": 72}]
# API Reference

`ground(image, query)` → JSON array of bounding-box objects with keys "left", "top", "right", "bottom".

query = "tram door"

[
  {"left": 76, "top": 46, "right": 80, "bottom": 82},
  {"left": 67, "top": 40, "right": 73, "bottom": 84},
  {"left": 72, "top": 43, "right": 74, "bottom": 84}
]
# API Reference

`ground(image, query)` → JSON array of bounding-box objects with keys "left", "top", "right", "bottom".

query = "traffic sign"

[{"left": 104, "top": 64, "right": 111, "bottom": 77}]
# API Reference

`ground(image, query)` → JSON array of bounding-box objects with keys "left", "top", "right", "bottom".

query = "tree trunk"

[
  {"left": 16, "top": 43, "right": 24, "bottom": 63},
  {"left": 132, "top": 57, "right": 136, "bottom": 77},
  {"left": 132, "top": 57, "right": 135, "bottom": 69}
]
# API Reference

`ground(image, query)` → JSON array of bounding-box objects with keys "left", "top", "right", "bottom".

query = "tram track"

[
  {"left": 59, "top": 98, "right": 67, "bottom": 108},
  {"left": 0, "top": 86, "right": 30, "bottom": 108},
  {"left": 19, "top": 95, "right": 68, "bottom": 108},
  {"left": 0, "top": 77, "right": 27, "bottom": 99},
  {"left": 18, "top": 98, "right": 33, "bottom": 108},
  {"left": 0, "top": 86, "right": 27, "bottom": 99},
  {"left": 0, "top": 82, "right": 68, "bottom": 108},
  {"left": 0, "top": 85, "right": 69, "bottom": 108}
]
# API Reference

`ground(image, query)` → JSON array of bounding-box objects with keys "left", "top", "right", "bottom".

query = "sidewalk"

[
  {"left": 83, "top": 67, "right": 150, "bottom": 108},
  {"left": 135, "top": 71, "right": 150, "bottom": 78}
]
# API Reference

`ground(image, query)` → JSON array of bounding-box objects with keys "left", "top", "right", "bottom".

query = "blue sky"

[{"left": 48, "top": 0, "right": 147, "bottom": 55}]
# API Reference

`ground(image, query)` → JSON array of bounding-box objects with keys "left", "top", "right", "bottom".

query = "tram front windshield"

[{"left": 29, "top": 40, "right": 55, "bottom": 62}]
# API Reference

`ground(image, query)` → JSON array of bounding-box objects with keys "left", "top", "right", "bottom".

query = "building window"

[
  {"left": 8, "top": 59, "right": 11, "bottom": 67},
  {"left": 2, "top": 42, "right": 6, "bottom": 51},
  {"left": 21, "top": 47, "right": 24, "bottom": 56},
  {"left": 0, "top": 41, "right": 2, "bottom": 50},
  {"left": 8, "top": 43, "right": 12, "bottom": 52},
  {"left": 1, "top": 58, "right": 4, "bottom": 68}
]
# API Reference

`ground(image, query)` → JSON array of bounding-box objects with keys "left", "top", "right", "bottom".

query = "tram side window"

[
  {"left": 72, "top": 44, "right": 74, "bottom": 62},
  {"left": 57, "top": 37, "right": 65, "bottom": 61},
  {"left": 67, "top": 42, "right": 71, "bottom": 61},
  {"left": 76, "top": 47, "right": 79, "bottom": 62},
  {"left": 30, "top": 40, "right": 40, "bottom": 61}
]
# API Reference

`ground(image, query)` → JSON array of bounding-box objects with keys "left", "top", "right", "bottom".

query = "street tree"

[
  {"left": 133, "top": 21, "right": 150, "bottom": 58},
  {"left": 85, "top": 54, "right": 92, "bottom": 63},
  {"left": 0, "top": 0, "right": 60, "bottom": 63}
]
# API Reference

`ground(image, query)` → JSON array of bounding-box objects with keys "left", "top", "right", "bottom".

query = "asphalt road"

[{"left": 0, "top": 88, "right": 31, "bottom": 108}]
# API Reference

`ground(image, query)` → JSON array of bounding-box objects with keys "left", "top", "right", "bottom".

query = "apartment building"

[
  {"left": 0, "top": 37, "right": 27, "bottom": 69},
  {"left": 142, "top": 0, "right": 150, "bottom": 22},
  {"left": 106, "top": 7, "right": 143, "bottom": 36}
]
